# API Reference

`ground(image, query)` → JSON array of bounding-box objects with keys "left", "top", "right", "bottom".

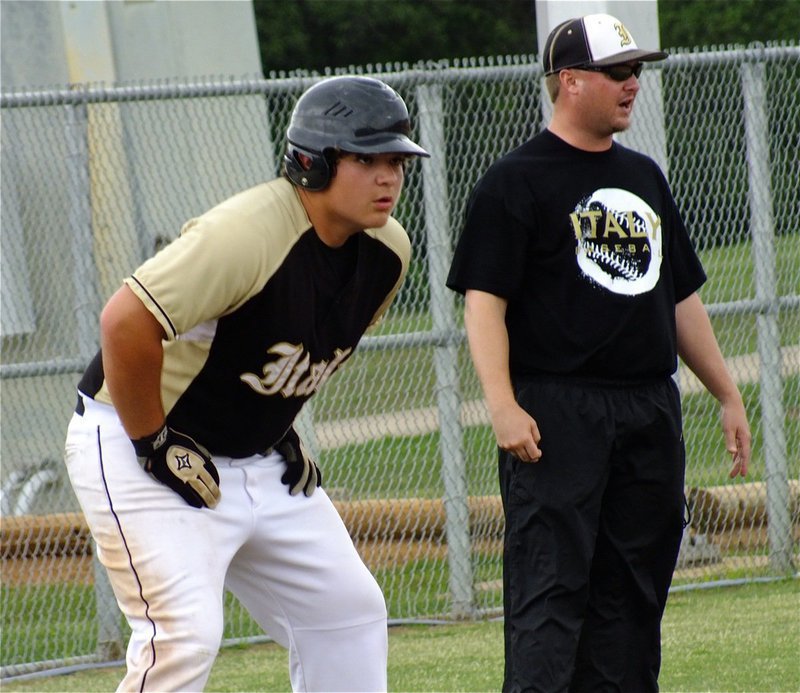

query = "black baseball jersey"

[
  {"left": 79, "top": 177, "right": 410, "bottom": 457},
  {"left": 446, "top": 129, "right": 706, "bottom": 380}
]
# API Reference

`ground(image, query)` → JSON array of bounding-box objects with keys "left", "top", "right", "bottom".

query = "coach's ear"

[{"left": 560, "top": 68, "right": 581, "bottom": 94}]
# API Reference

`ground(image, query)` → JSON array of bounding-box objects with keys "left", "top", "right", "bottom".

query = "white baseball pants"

[{"left": 64, "top": 395, "right": 388, "bottom": 692}]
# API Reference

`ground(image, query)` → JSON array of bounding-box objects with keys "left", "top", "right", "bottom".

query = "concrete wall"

[
  {"left": 0, "top": 1, "right": 274, "bottom": 510},
  {"left": 1, "top": 0, "right": 261, "bottom": 86}
]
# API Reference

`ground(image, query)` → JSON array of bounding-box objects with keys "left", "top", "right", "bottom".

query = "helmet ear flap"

[{"left": 283, "top": 144, "right": 333, "bottom": 191}]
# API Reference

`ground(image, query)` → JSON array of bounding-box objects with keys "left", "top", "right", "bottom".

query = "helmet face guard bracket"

[
  {"left": 283, "top": 76, "right": 429, "bottom": 191},
  {"left": 284, "top": 144, "right": 335, "bottom": 192}
]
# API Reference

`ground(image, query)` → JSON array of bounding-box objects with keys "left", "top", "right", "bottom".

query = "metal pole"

[
  {"left": 92, "top": 543, "right": 126, "bottom": 660},
  {"left": 741, "top": 61, "right": 792, "bottom": 574},
  {"left": 66, "top": 100, "right": 126, "bottom": 653},
  {"left": 416, "top": 83, "right": 474, "bottom": 618},
  {"left": 65, "top": 101, "right": 101, "bottom": 362}
]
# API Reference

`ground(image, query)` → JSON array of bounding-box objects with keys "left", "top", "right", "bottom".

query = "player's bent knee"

[
  {"left": 343, "top": 574, "right": 387, "bottom": 624},
  {"left": 311, "top": 562, "right": 387, "bottom": 627},
  {"left": 136, "top": 610, "right": 225, "bottom": 658},
  {"left": 121, "top": 642, "right": 219, "bottom": 692}
]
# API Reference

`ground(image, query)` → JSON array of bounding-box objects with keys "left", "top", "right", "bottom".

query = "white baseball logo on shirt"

[{"left": 570, "top": 187, "right": 663, "bottom": 296}]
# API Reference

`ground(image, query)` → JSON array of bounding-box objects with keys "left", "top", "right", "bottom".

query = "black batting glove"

[
  {"left": 131, "top": 425, "right": 221, "bottom": 509},
  {"left": 275, "top": 427, "right": 322, "bottom": 497}
]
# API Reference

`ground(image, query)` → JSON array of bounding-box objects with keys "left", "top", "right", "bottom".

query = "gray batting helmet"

[{"left": 284, "top": 76, "right": 429, "bottom": 191}]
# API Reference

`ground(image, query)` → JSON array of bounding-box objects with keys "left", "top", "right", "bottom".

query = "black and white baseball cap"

[{"left": 543, "top": 13, "right": 668, "bottom": 75}]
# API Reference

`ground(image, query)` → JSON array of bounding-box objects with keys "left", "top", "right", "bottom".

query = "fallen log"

[
  {"left": 1, "top": 496, "right": 506, "bottom": 559},
  {"left": 687, "top": 480, "right": 800, "bottom": 532}
]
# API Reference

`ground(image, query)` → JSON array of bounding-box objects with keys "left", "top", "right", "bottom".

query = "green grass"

[
  {"left": 3, "top": 579, "right": 797, "bottom": 692},
  {"left": 320, "top": 424, "right": 497, "bottom": 498},
  {"left": 680, "top": 374, "right": 800, "bottom": 487},
  {"left": 0, "top": 584, "right": 100, "bottom": 666},
  {"left": 314, "top": 233, "right": 799, "bottom": 419},
  {"left": 697, "top": 234, "right": 800, "bottom": 304},
  {"left": 660, "top": 579, "right": 800, "bottom": 693},
  {"left": 320, "top": 373, "right": 800, "bottom": 496},
  {"left": 4, "top": 377, "right": 795, "bottom": 667},
  {"left": 651, "top": 233, "right": 799, "bottom": 357},
  {"left": 2, "top": 236, "right": 795, "bottom": 683},
  {"left": 295, "top": 233, "right": 800, "bottom": 537}
]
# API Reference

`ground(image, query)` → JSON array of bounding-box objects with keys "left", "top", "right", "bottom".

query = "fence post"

[
  {"left": 416, "top": 82, "right": 474, "bottom": 618},
  {"left": 67, "top": 100, "right": 126, "bottom": 655},
  {"left": 741, "top": 60, "right": 792, "bottom": 574},
  {"left": 92, "top": 540, "right": 126, "bottom": 660},
  {"left": 66, "top": 101, "right": 101, "bottom": 363}
]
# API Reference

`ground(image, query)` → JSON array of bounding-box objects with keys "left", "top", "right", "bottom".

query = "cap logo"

[{"left": 614, "top": 22, "right": 633, "bottom": 48}]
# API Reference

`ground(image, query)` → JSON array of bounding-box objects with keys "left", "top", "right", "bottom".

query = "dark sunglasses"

[{"left": 577, "top": 63, "right": 644, "bottom": 82}]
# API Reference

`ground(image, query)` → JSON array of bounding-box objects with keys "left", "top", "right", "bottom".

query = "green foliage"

[
  {"left": 665, "top": 59, "right": 800, "bottom": 249},
  {"left": 254, "top": 0, "right": 536, "bottom": 74},
  {"left": 658, "top": 0, "right": 800, "bottom": 48},
  {"left": 253, "top": 0, "right": 800, "bottom": 75}
]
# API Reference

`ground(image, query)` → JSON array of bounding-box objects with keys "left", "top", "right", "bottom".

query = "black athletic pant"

[{"left": 499, "top": 376, "right": 686, "bottom": 693}]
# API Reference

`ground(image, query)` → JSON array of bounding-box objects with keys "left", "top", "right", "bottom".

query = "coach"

[{"left": 447, "top": 13, "right": 751, "bottom": 692}]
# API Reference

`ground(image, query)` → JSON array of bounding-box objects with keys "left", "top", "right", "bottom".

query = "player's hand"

[
  {"left": 131, "top": 425, "right": 221, "bottom": 508},
  {"left": 275, "top": 427, "right": 322, "bottom": 497}
]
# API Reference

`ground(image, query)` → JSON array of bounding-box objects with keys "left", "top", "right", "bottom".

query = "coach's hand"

[
  {"left": 276, "top": 427, "right": 322, "bottom": 497},
  {"left": 131, "top": 425, "right": 221, "bottom": 509}
]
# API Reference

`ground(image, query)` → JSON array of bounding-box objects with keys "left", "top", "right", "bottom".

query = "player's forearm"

[
  {"left": 676, "top": 292, "right": 742, "bottom": 405},
  {"left": 100, "top": 285, "right": 167, "bottom": 439}
]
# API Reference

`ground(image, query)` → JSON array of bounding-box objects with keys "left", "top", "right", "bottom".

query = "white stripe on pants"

[{"left": 64, "top": 396, "right": 388, "bottom": 692}]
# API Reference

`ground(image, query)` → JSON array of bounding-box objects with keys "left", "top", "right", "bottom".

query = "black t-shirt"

[{"left": 447, "top": 130, "right": 706, "bottom": 380}]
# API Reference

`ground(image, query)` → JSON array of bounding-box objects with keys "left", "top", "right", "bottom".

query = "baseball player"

[
  {"left": 447, "top": 14, "right": 751, "bottom": 692},
  {"left": 63, "top": 75, "right": 429, "bottom": 692}
]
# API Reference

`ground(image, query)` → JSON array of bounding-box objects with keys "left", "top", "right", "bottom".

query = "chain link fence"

[{"left": 2, "top": 43, "right": 798, "bottom": 678}]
